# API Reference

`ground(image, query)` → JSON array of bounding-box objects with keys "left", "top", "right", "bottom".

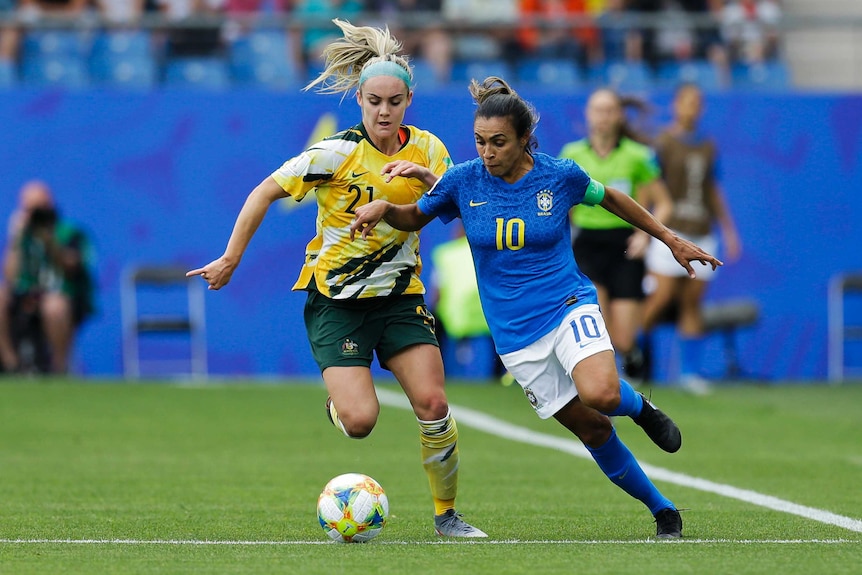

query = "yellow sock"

[
  {"left": 433, "top": 497, "right": 455, "bottom": 516},
  {"left": 418, "top": 410, "right": 459, "bottom": 515}
]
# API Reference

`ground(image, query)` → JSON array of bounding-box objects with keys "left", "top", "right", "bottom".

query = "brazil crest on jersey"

[
  {"left": 417, "top": 153, "right": 603, "bottom": 354},
  {"left": 272, "top": 123, "right": 452, "bottom": 299}
]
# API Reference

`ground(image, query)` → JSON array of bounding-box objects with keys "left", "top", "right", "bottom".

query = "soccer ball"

[{"left": 316, "top": 473, "right": 389, "bottom": 543}]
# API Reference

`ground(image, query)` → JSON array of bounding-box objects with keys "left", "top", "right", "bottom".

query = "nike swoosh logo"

[
  {"left": 351, "top": 171, "right": 368, "bottom": 178},
  {"left": 469, "top": 200, "right": 488, "bottom": 207}
]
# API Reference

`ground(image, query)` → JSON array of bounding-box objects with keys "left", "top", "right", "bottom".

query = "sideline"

[
  {"left": 0, "top": 538, "right": 858, "bottom": 546},
  {"left": 375, "top": 388, "right": 862, "bottom": 534}
]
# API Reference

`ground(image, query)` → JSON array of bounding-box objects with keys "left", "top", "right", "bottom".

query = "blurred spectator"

[
  {"left": 442, "top": 0, "right": 516, "bottom": 62},
  {"left": 513, "top": 0, "right": 597, "bottom": 69},
  {"left": 2, "top": 0, "right": 89, "bottom": 73},
  {"left": 623, "top": 0, "right": 730, "bottom": 82},
  {"left": 220, "top": 0, "right": 299, "bottom": 77},
  {"left": 94, "top": 0, "right": 146, "bottom": 24},
  {"left": 364, "top": 0, "right": 451, "bottom": 85},
  {"left": 17, "top": 0, "right": 89, "bottom": 20},
  {"left": 627, "top": 0, "right": 662, "bottom": 69},
  {"left": 594, "top": 0, "right": 643, "bottom": 64},
  {"left": 366, "top": 0, "right": 441, "bottom": 17},
  {"left": 294, "top": 0, "right": 362, "bottom": 68},
  {"left": 678, "top": 0, "right": 725, "bottom": 61},
  {"left": 655, "top": 0, "right": 698, "bottom": 61},
  {"left": 0, "top": 181, "right": 96, "bottom": 375},
  {"left": 721, "top": 0, "right": 782, "bottom": 63},
  {"left": 222, "top": 0, "right": 292, "bottom": 43},
  {"left": 157, "top": 0, "right": 226, "bottom": 57},
  {"left": 677, "top": 0, "right": 729, "bottom": 84},
  {"left": 642, "top": 83, "right": 741, "bottom": 393}
]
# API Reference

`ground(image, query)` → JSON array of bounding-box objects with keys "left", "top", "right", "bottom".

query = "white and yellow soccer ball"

[{"left": 317, "top": 473, "right": 389, "bottom": 543}]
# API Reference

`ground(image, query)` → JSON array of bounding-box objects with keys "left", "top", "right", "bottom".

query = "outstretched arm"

[
  {"left": 600, "top": 185, "right": 723, "bottom": 278},
  {"left": 350, "top": 200, "right": 434, "bottom": 240},
  {"left": 186, "top": 176, "right": 287, "bottom": 290}
]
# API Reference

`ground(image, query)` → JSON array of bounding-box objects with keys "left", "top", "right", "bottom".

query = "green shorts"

[{"left": 303, "top": 289, "right": 439, "bottom": 372}]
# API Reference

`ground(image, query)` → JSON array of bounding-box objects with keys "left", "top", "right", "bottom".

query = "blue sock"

[
  {"left": 586, "top": 428, "right": 675, "bottom": 515},
  {"left": 605, "top": 378, "right": 643, "bottom": 417},
  {"left": 679, "top": 336, "right": 704, "bottom": 378}
]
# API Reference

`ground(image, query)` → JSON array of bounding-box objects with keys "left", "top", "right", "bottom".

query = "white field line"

[
  {"left": 374, "top": 388, "right": 862, "bottom": 534},
  {"left": 0, "top": 538, "right": 858, "bottom": 546}
]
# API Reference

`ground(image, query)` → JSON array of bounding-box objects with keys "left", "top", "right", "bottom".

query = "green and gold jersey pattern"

[{"left": 272, "top": 123, "right": 452, "bottom": 299}]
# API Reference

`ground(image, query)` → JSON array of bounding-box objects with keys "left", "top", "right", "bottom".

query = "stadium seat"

[
  {"left": 591, "top": 61, "right": 653, "bottom": 92},
  {"left": 732, "top": 61, "right": 791, "bottom": 91},
  {"left": 451, "top": 59, "right": 513, "bottom": 84},
  {"left": 229, "top": 30, "right": 298, "bottom": 89},
  {"left": 121, "top": 265, "right": 208, "bottom": 379},
  {"left": 22, "top": 29, "right": 88, "bottom": 58},
  {"left": 657, "top": 60, "right": 727, "bottom": 91},
  {"left": 20, "top": 30, "right": 89, "bottom": 88},
  {"left": 164, "top": 57, "right": 230, "bottom": 90},
  {"left": 828, "top": 273, "right": 862, "bottom": 382},
  {"left": 516, "top": 59, "right": 584, "bottom": 89},
  {"left": 89, "top": 30, "right": 157, "bottom": 89}
]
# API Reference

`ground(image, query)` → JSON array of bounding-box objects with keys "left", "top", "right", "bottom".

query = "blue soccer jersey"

[{"left": 418, "top": 153, "right": 603, "bottom": 354}]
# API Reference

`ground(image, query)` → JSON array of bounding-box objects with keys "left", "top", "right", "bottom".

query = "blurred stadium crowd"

[{"left": 0, "top": 0, "right": 789, "bottom": 91}]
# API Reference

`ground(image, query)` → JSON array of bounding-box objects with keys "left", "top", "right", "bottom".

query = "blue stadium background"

[{"left": 1, "top": 86, "right": 860, "bottom": 380}]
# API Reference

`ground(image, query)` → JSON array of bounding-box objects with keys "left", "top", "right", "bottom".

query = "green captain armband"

[{"left": 583, "top": 179, "right": 605, "bottom": 206}]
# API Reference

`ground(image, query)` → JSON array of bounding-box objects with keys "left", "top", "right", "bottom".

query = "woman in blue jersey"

[
  {"left": 350, "top": 77, "right": 722, "bottom": 539},
  {"left": 187, "top": 20, "right": 485, "bottom": 539}
]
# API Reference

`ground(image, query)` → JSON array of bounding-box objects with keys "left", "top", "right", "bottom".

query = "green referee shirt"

[{"left": 559, "top": 137, "right": 661, "bottom": 230}]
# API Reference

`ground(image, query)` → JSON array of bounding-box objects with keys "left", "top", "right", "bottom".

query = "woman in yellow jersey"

[
  {"left": 187, "top": 19, "right": 485, "bottom": 538},
  {"left": 559, "top": 88, "right": 673, "bottom": 382}
]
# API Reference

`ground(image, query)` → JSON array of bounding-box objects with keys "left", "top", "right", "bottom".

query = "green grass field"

[{"left": 1, "top": 379, "right": 860, "bottom": 574}]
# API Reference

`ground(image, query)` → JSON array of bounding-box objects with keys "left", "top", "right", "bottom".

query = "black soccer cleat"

[
  {"left": 633, "top": 393, "right": 682, "bottom": 453},
  {"left": 654, "top": 508, "right": 683, "bottom": 539}
]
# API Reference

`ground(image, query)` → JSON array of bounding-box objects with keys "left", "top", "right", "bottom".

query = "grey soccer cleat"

[{"left": 434, "top": 509, "right": 488, "bottom": 538}]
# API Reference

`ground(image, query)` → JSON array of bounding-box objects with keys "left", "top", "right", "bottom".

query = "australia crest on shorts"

[
  {"left": 341, "top": 338, "right": 360, "bottom": 356},
  {"left": 536, "top": 189, "right": 553, "bottom": 216}
]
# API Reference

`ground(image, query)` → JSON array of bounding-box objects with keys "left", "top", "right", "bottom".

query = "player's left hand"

[{"left": 668, "top": 234, "right": 723, "bottom": 279}]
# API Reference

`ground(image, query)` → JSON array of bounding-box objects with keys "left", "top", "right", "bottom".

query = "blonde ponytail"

[{"left": 304, "top": 19, "right": 413, "bottom": 95}]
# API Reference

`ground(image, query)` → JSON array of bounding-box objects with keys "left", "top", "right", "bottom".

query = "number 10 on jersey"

[{"left": 495, "top": 217, "right": 525, "bottom": 251}]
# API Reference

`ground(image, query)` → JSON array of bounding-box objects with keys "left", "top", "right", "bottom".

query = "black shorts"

[
  {"left": 303, "top": 289, "right": 439, "bottom": 372},
  {"left": 573, "top": 228, "right": 645, "bottom": 300}
]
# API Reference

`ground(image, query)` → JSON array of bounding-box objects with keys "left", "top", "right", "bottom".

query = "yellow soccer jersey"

[{"left": 271, "top": 123, "right": 452, "bottom": 299}]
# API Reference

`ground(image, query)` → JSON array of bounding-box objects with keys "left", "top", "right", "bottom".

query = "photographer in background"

[{"left": 0, "top": 181, "right": 95, "bottom": 375}]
